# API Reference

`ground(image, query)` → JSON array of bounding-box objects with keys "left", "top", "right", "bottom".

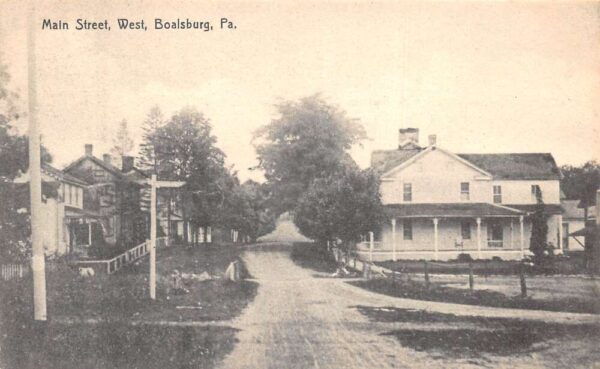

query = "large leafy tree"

[
  {"left": 294, "top": 167, "right": 384, "bottom": 248},
  {"left": 148, "top": 107, "right": 228, "bottom": 242},
  {"left": 561, "top": 161, "right": 600, "bottom": 209},
  {"left": 0, "top": 61, "right": 52, "bottom": 260},
  {"left": 253, "top": 95, "right": 367, "bottom": 214}
]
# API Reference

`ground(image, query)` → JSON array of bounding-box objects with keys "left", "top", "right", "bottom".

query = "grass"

[
  {"left": 0, "top": 243, "right": 257, "bottom": 369},
  {"left": 355, "top": 305, "right": 600, "bottom": 362},
  {"left": 349, "top": 277, "right": 600, "bottom": 314}
]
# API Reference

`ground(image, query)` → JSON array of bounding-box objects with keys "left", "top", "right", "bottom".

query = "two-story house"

[
  {"left": 358, "top": 128, "right": 564, "bottom": 261},
  {"left": 63, "top": 145, "right": 147, "bottom": 248}
]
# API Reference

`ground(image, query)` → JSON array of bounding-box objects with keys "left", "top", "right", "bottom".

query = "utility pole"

[
  {"left": 149, "top": 175, "right": 184, "bottom": 299},
  {"left": 28, "top": 0, "right": 47, "bottom": 321}
]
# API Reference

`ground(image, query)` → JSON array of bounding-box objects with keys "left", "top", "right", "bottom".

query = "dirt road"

[{"left": 218, "top": 245, "right": 600, "bottom": 369}]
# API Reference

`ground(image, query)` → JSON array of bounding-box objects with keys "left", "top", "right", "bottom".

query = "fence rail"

[
  {"left": 73, "top": 236, "right": 169, "bottom": 275},
  {"left": 1, "top": 263, "right": 28, "bottom": 281}
]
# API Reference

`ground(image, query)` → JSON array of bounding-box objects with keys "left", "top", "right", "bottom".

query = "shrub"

[{"left": 457, "top": 253, "right": 474, "bottom": 262}]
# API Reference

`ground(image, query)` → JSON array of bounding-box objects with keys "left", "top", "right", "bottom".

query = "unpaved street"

[{"left": 218, "top": 244, "right": 600, "bottom": 369}]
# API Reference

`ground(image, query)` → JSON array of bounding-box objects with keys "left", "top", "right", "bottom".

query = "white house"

[
  {"left": 561, "top": 199, "right": 596, "bottom": 252},
  {"left": 357, "top": 128, "right": 564, "bottom": 261}
]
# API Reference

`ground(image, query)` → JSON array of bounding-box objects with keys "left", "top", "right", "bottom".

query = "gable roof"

[
  {"left": 562, "top": 199, "right": 596, "bottom": 220},
  {"left": 371, "top": 147, "right": 561, "bottom": 181},
  {"left": 42, "top": 164, "right": 88, "bottom": 186},
  {"left": 63, "top": 155, "right": 125, "bottom": 180},
  {"left": 371, "top": 148, "right": 423, "bottom": 173},
  {"left": 457, "top": 153, "right": 561, "bottom": 180}
]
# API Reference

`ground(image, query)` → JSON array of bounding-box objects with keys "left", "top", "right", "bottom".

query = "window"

[
  {"left": 461, "top": 220, "right": 471, "bottom": 239},
  {"left": 531, "top": 185, "right": 541, "bottom": 203},
  {"left": 74, "top": 186, "right": 79, "bottom": 207},
  {"left": 403, "top": 183, "right": 412, "bottom": 202},
  {"left": 78, "top": 188, "right": 84, "bottom": 208},
  {"left": 487, "top": 220, "right": 503, "bottom": 247},
  {"left": 460, "top": 182, "right": 470, "bottom": 201},
  {"left": 562, "top": 223, "right": 569, "bottom": 250},
  {"left": 493, "top": 185, "right": 502, "bottom": 204},
  {"left": 66, "top": 184, "right": 72, "bottom": 206},
  {"left": 403, "top": 219, "right": 413, "bottom": 240}
]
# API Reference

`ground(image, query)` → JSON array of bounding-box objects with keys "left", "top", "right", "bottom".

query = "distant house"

[
  {"left": 14, "top": 163, "right": 92, "bottom": 256},
  {"left": 63, "top": 144, "right": 147, "bottom": 248},
  {"left": 359, "top": 128, "right": 564, "bottom": 261},
  {"left": 561, "top": 199, "right": 596, "bottom": 252}
]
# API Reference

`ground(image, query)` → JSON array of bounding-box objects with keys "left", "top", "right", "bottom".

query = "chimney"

[
  {"left": 85, "top": 144, "right": 93, "bottom": 156},
  {"left": 398, "top": 128, "right": 419, "bottom": 148},
  {"left": 122, "top": 156, "right": 135, "bottom": 172},
  {"left": 428, "top": 134, "right": 437, "bottom": 146},
  {"left": 103, "top": 154, "right": 112, "bottom": 165}
]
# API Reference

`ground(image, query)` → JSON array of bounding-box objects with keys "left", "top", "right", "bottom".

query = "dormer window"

[
  {"left": 460, "top": 182, "right": 470, "bottom": 201},
  {"left": 403, "top": 183, "right": 412, "bottom": 202}
]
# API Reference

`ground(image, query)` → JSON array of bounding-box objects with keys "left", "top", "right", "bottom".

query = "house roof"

[
  {"left": 561, "top": 200, "right": 596, "bottom": 220},
  {"left": 42, "top": 164, "right": 88, "bottom": 186},
  {"left": 385, "top": 203, "right": 524, "bottom": 218},
  {"left": 63, "top": 155, "right": 125, "bottom": 181},
  {"left": 371, "top": 148, "right": 423, "bottom": 173},
  {"left": 371, "top": 148, "right": 561, "bottom": 181},
  {"left": 456, "top": 153, "right": 561, "bottom": 180},
  {"left": 504, "top": 204, "right": 564, "bottom": 215}
]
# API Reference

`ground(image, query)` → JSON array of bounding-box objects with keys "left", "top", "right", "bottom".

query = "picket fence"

[{"left": 1, "top": 263, "right": 28, "bottom": 281}]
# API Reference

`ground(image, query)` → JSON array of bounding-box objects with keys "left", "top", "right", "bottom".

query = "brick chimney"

[
  {"left": 428, "top": 134, "right": 437, "bottom": 146},
  {"left": 103, "top": 154, "right": 112, "bottom": 165},
  {"left": 399, "top": 128, "right": 419, "bottom": 148},
  {"left": 85, "top": 144, "right": 93, "bottom": 156},
  {"left": 122, "top": 156, "right": 135, "bottom": 172}
]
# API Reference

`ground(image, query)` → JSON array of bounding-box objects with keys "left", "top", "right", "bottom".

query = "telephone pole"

[{"left": 28, "top": 0, "right": 47, "bottom": 321}]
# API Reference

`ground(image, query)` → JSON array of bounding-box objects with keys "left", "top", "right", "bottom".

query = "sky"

[{"left": 1, "top": 0, "right": 599, "bottom": 182}]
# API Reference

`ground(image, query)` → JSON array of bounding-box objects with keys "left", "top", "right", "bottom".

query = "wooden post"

[
  {"left": 520, "top": 265, "right": 527, "bottom": 298},
  {"left": 369, "top": 231, "right": 374, "bottom": 263},
  {"left": 28, "top": 0, "right": 47, "bottom": 321},
  {"left": 468, "top": 262, "right": 474, "bottom": 292},
  {"left": 433, "top": 218, "right": 439, "bottom": 261},
  {"left": 150, "top": 175, "right": 157, "bottom": 300},
  {"left": 391, "top": 218, "right": 397, "bottom": 262},
  {"left": 476, "top": 217, "right": 482, "bottom": 259},
  {"left": 424, "top": 260, "right": 430, "bottom": 289}
]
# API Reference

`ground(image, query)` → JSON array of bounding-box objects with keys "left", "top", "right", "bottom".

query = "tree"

[
  {"left": 253, "top": 95, "right": 367, "bottom": 214},
  {"left": 110, "top": 119, "right": 134, "bottom": 167},
  {"left": 560, "top": 161, "right": 600, "bottom": 209},
  {"left": 528, "top": 189, "right": 551, "bottom": 264},
  {"left": 150, "top": 107, "right": 228, "bottom": 243},
  {"left": 294, "top": 166, "right": 384, "bottom": 248},
  {"left": 138, "top": 106, "right": 165, "bottom": 172},
  {"left": 0, "top": 60, "right": 52, "bottom": 261}
]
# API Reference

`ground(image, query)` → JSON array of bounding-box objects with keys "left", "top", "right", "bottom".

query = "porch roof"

[
  {"left": 385, "top": 203, "right": 524, "bottom": 218},
  {"left": 64, "top": 205, "right": 103, "bottom": 219}
]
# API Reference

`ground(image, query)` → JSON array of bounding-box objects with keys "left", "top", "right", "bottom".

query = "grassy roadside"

[
  {"left": 0, "top": 243, "right": 257, "bottom": 369},
  {"left": 355, "top": 305, "right": 600, "bottom": 366},
  {"left": 349, "top": 277, "right": 600, "bottom": 314}
]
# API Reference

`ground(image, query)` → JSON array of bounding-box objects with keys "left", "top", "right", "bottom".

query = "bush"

[
  {"left": 491, "top": 256, "right": 503, "bottom": 262},
  {"left": 457, "top": 253, "right": 474, "bottom": 262}
]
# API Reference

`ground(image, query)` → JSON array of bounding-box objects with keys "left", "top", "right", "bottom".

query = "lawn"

[
  {"left": 0, "top": 243, "right": 258, "bottom": 369},
  {"left": 355, "top": 305, "right": 600, "bottom": 367},
  {"left": 349, "top": 276, "right": 600, "bottom": 314}
]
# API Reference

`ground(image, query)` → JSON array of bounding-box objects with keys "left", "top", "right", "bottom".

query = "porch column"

[
  {"left": 476, "top": 217, "right": 482, "bottom": 259},
  {"left": 433, "top": 218, "right": 439, "bottom": 261},
  {"left": 391, "top": 218, "right": 397, "bottom": 261},
  {"left": 510, "top": 219, "right": 514, "bottom": 249},
  {"left": 88, "top": 221, "right": 92, "bottom": 246},
  {"left": 369, "top": 231, "right": 374, "bottom": 262},
  {"left": 557, "top": 214, "right": 563, "bottom": 254},
  {"left": 519, "top": 215, "right": 525, "bottom": 258}
]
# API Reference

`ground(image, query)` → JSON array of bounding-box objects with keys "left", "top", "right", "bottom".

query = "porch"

[{"left": 357, "top": 203, "right": 563, "bottom": 261}]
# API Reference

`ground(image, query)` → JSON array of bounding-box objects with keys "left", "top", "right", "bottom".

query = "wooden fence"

[
  {"left": 1, "top": 263, "right": 28, "bottom": 281},
  {"left": 72, "top": 237, "right": 169, "bottom": 275}
]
